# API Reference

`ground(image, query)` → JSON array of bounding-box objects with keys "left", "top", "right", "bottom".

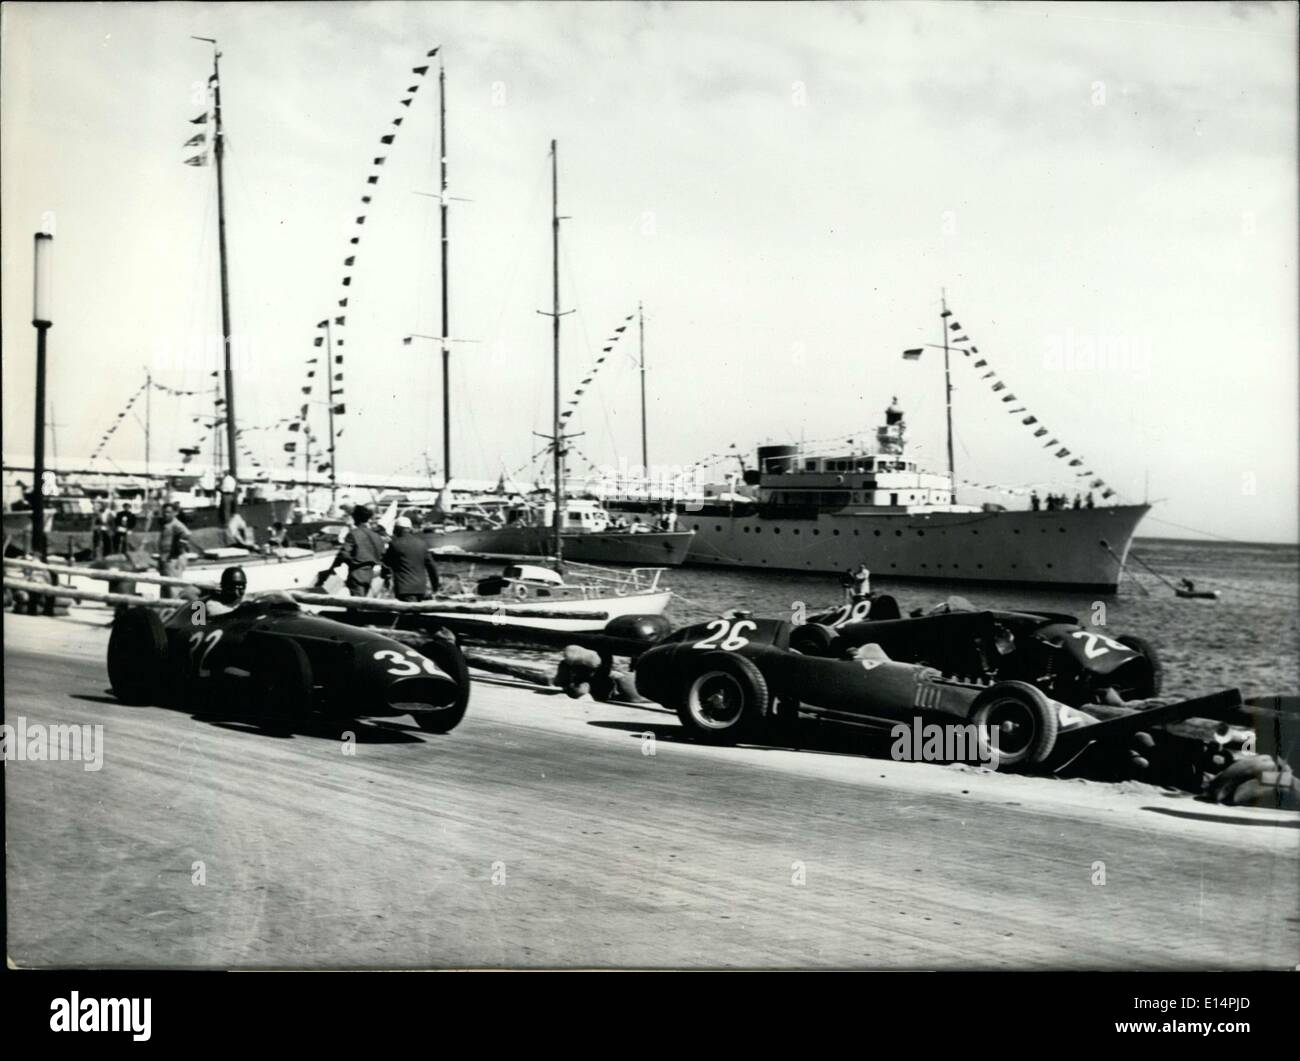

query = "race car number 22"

[{"left": 693, "top": 619, "right": 756, "bottom": 652}]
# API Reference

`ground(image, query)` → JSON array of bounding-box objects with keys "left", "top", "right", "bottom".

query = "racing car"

[
  {"left": 794, "top": 599, "right": 1161, "bottom": 707},
  {"left": 631, "top": 615, "right": 1106, "bottom": 769},
  {"left": 107, "top": 593, "right": 471, "bottom": 733}
]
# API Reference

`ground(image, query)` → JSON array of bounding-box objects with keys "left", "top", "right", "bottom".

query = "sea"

[{"left": 447, "top": 537, "right": 1298, "bottom": 700}]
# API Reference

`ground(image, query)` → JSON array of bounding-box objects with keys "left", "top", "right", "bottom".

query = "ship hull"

[
  {"left": 427, "top": 527, "right": 695, "bottom": 566},
  {"left": 676, "top": 504, "right": 1150, "bottom": 592}
]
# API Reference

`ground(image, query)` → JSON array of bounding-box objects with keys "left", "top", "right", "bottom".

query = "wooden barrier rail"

[
  {"left": 5, "top": 561, "right": 610, "bottom": 621},
  {"left": 3, "top": 576, "right": 176, "bottom": 609},
  {"left": 4, "top": 556, "right": 218, "bottom": 591}
]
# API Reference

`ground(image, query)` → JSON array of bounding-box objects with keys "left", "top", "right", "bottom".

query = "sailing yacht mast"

[
  {"left": 550, "top": 140, "right": 564, "bottom": 567},
  {"left": 638, "top": 302, "right": 648, "bottom": 473},
  {"left": 206, "top": 41, "right": 238, "bottom": 488},
  {"left": 438, "top": 56, "right": 451, "bottom": 482},
  {"left": 940, "top": 289, "right": 955, "bottom": 504}
]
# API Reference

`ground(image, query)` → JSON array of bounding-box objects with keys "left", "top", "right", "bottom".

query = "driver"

[{"left": 203, "top": 566, "right": 248, "bottom": 617}]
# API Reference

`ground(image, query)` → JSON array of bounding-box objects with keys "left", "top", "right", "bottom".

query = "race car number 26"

[{"left": 693, "top": 619, "right": 756, "bottom": 652}]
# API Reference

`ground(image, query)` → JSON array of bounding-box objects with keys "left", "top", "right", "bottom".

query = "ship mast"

[
  {"left": 550, "top": 141, "right": 563, "bottom": 567},
  {"left": 535, "top": 140, "right": 576, "bottom": 570},
  {"left": 438, "top": 55, "right": 451, "bottom": 482},
  {"left": 210, "top": 44, "right": 238, "bottom": 491},
  {"left": 940, "top": 289, "right": 956, "bottom": 504},
  {"left": 639, "top": 301, "right": 648, "bottom": 473}
]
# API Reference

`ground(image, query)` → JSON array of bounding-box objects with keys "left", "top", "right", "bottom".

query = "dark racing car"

[
  {"left": 797, "top": 599, "right": 1161, "bottom": 707},
  {"left": 107, "top": 592, "right": 471, "bottom": 733},
  {"left": 633, "top": 616, "right": 1100, "bottom": 769},
  {"left": 632, "top": 615, "right": 1247, "bottom": 777}
]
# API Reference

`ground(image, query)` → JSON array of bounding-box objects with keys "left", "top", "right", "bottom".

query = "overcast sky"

[{"left": 2, "top": 1, "right": 1296, "bottom": 541}]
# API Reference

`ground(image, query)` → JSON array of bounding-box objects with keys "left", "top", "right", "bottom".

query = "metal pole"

[
  {"left": 439, "top": 58, "right": 451, "bottom": 482},
  {"left": 941, "top": 290, "right": 955, "bottom": 504},
  {"left": 212, "top": 47, "right": 238, "bottom": 486},
  {"left": 32, "top": 231, "right": 53, "bottom": 560},
  {"left": 32, "top": 324, "right": 50, "bottom": 560},
  {"left": 639, "top": 301, "right": 648, "bottom": 474}
]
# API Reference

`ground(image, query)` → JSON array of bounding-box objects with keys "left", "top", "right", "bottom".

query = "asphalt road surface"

[{"left": 5, "top": 610, "right": 1298, "bottom": 969}]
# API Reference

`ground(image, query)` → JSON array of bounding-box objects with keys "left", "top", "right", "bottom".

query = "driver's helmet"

[{"left": 219, "top": 566, "right": 248, "bottom": 605}]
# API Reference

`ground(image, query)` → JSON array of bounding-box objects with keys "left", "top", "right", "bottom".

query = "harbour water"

[{"left": 441, "top": 536, "right": 1298, "bottom": 700}]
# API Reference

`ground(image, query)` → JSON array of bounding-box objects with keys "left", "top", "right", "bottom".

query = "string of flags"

[
  {"left": 559, "top": 311, "right": 636, "bottom": 424},
  {"left": 283, "top": 46, "right": 440, "bottom": 464},
  {"left": 903, "top": 308, "right": 1118, "bottom": 500},
  {"left": 182, "top": 73, "right": 216, "bottom": 167},
  {"left": 88, "top": 380, "right": 151, "bottom": 463}
]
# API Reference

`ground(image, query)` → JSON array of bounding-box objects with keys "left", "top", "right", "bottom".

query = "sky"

[{"left": 2, "top": 0, "right": 1296, "bottom": 542}]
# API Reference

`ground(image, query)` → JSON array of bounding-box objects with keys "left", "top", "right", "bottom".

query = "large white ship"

[{"left": 613, "top": 398, "right": 1148, "bottom": 592}]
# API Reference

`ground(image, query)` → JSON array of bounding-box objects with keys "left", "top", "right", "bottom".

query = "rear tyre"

[
  {"left": 1115, "top": 635, "right": 1162, "bottom": 700},
  {"left": 674, "top": 651, "right": 769, "bottom": 746},
  {"left": 107, "top": 607, "right": 169, "bottom": 705},
  {"left": 788, "top": 623, "right": 838, "bottom": 657},
  {"left": 971, "top": 680, "right": 1059, "bottom": 771},
  {"left": 249, "top": 636, "right": 314, "bottom": 732},
  {"left": 414, "top": 634, "right": 471, "bottom": 733}
]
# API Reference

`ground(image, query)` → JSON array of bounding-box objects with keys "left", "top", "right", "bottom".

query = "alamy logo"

[
  {"left": 1, "top": 716, "right": 103, "bottom": 771},
  {"left": 890, "top": 717, "right": 1001, "bottom": 767},
  {"left": 50, "top": 993, "right": 151, "bottom": 1041}
]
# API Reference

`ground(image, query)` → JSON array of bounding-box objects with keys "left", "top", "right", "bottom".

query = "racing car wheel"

[
  {"left": 675, "top": 651, "right": 770, "bottom": 745},
  {"left": 1113, "top": 635, "right": 1163, "bottom": 700},
  {"left": 248, "top": 635, "right": 314, "bottom": 732},
  {"left": 970, "top": 680, "right": 1060, "bottom": 770},
  {"left": 413, "top": 634, "right": 471, "bottom": 733},
  {"left": 107, "top": 607, "right": 169, "bottom": 705}
]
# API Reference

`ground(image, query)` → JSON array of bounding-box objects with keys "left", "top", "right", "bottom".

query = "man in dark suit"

[
  {"left": 318, "top": 504, "right": 388, "bottom": 597},
  {"left": 382, "top": 516, "right": 441, "bottom": 601}
]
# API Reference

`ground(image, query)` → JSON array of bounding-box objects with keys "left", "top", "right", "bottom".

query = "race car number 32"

[{"left": 373, "top": 648, "right": 443, "bottom": 677}]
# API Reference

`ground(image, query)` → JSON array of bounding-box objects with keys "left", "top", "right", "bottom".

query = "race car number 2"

[
  {"left": 1070, "top": 630, "right": 1129, "bottom": 659},
  {"left": 373, "top": 648, "right": 442, "bottom": 677},
  {"left": 693, "top": 618, "right": 757, "bottom": 652}
]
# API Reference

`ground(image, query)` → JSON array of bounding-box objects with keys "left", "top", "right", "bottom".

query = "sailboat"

[
  {"left": 414, "top": 138, "right": 672, "bottom": 631},
  {"left": 151, "top": 40, "right": 327, "bottom": 595}
]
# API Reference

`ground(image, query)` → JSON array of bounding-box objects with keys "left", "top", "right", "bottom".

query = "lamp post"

[{"left": 32, "top": 232, "right": 53, "bottom": 559}]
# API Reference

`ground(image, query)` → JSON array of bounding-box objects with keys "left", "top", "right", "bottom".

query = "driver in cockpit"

[{"left": 202, "top": 566, "right": 248, "bottom": 617}]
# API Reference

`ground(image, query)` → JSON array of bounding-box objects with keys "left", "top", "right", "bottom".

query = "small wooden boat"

[
  {"left": 424, "top": 562, "right": 671, "bottom": 633},
  {"left": 1175, "top": 587, "right": 1220, "bottom": 600}
]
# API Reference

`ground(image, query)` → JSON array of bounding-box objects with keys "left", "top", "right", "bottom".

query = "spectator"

[
  {"left": 382, "top": 516, "right": 441, "bottom": 601},
  {"left": 318, "top": 503, "right": 387, "bottom": 597},
  {"left": 157, "top": 503, "right": 191, "bottom": 600},
  {"left": 92, "top": 501, "right": 113, "bottom": 558},
  {"left": 112, "top": 502, "right": 138, "bottom": 554},
  {"left": 1030, "top": 490, "right": 1041, "bottom": 511},
  {"left": 226, "top": 506, "right": 253, "bottom": 548}
]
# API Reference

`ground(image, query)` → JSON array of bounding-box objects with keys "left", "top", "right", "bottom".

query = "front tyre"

[
  {"left": 249, "top": 635, "right": 314, "bottom": 732},
  {"left": 971, "top": 680, "right": 1059, "bottom": 771},
  {"left": 107, "top": 607, "right": 169, "bottom": 705},
  {"left": 674, "top": 651, "right": 769, "bottom": 745},
  {"left": 414, "top": 633, "right": 471, "bottom": 733}
]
